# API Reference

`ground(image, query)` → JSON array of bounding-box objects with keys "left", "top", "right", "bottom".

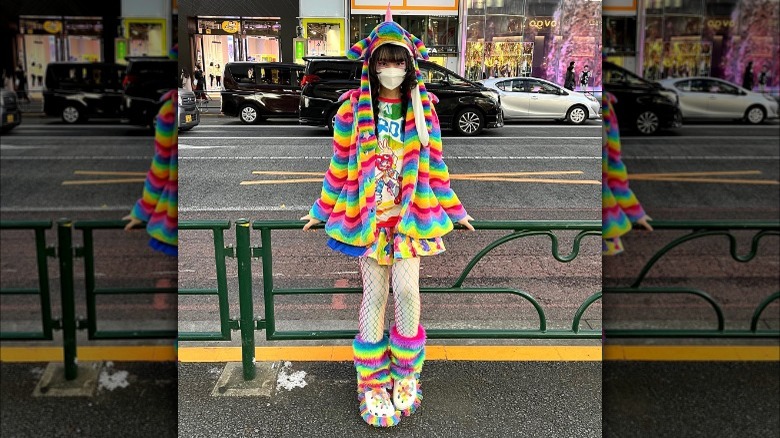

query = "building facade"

[{"left": 604, "top": 0, "right": 779, "bottom": 93}]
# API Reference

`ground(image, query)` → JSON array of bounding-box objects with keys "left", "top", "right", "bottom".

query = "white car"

[
  {"left": 657, "top": 77, "right": 779, "bottom": 124},
  {"left": 481, "top": 77, "right": 600, "bottom": 125}
]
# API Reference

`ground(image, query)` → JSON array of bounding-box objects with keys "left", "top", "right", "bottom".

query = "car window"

[
  {"left": 446, "top": 72, "right": 470, "bottom": 86},
  {"left": 310, "top": 62, "right": 357, "bottom": 80},
  {"left": 528, "top": 79, "right": 558, "bottom": 94},
  {"left": 419, "top": 65, "right": 447, "bottom": 84},
  {"left": 228, "top": 64, "right": 256, "bottom": 84},
  {"left": 708, "top": 80, "right": 738, "bottom": 94},
  {"left": 128, "top": 61, "right": 176, "bottom": 77},
  {"left": 495, "top": 80, "right": 511, "bottom": 91},
  {"left": 291, "top": 68, "right": 304, "bottom": 87},
  {"left": 256, "top": 67, "right": 293, "bottom": 86},
  {"left": 689, "top": 79, "right": 709, "bottom": 92},
  {"left": 605, "top": 66, "right": 647, "bottom": 86},
  {"left": 674, "top": 80, "right": 691, "bottom": 91},
  {"left": 511, "top": 80, "right": 527, "bottom": 92}
]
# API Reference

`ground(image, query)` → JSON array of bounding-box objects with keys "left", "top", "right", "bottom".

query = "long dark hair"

[{"left": 368, "top": 44, "right": 417, "bottom": 126}]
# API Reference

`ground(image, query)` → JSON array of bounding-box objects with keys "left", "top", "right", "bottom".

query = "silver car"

[
  {"left": 178, "top": 88, "right": 199, "bottom": 131},
  {"left": 481, "top": 77, "right": 600, "bottom": 124},
  {"left": 658, "top": 77, "right": 779, "bottom": 124}
]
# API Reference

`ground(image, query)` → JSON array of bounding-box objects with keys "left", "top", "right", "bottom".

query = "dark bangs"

[{"left": 372, "top": 44, "right": 409, "bottom": 64}]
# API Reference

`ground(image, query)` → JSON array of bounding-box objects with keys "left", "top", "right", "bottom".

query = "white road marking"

[
  {"left": 0, "top": 156, "right": 150, "bottom": 160},
  {"left": 0, "top": 206, "right": 132, "bottom": 212},
  {"left": 181, "top": 136, "right": 601, "bottom": 140},
  {"left": 624, "top": 155, "right": 780, "bottom": 160},
  {"left": 623, "top": 136, "right": 778, "bottom": 140},
  {"left": 179, "top": 206, "right": 312, "bottom": 212}
]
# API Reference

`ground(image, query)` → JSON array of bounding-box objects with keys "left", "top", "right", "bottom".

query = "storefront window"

[
  {"left": 306, "top": 22, "right": 342, "bottom": 57},
  {"left": 604, "top": 17, "right": 637, "bottom": 56},
  {"left": 128, "top": 22, "right": 164, "bottom": 57}
]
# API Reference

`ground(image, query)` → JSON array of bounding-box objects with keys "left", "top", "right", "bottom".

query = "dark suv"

[
  {"left": 121, "top": 57, "right": 178, "bottom": 127},
  {"left": 44, "top": 62, "right": 126, "bottom": 123},
  {"left": 603, "top": 61, "right": 682, "bottom": 135},
  {"left": 299, "top": 57, "right": 503, "bottom": 135},
  {"left": 221, "top": 62, "right": 306, "bottom": 124}
]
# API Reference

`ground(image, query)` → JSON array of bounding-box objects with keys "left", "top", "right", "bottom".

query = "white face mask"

[{"left": 377, "top": 67, "right": 406, "bottom": 90}]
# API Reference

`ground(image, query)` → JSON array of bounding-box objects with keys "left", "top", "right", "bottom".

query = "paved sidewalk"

[
  {"left": 0, "top": 361, "right": 176, "bottom": 437},
  {"left": 178, "top": 360, "right": 602, "bottom": 437}
]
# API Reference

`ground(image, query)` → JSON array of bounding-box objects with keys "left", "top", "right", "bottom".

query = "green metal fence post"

[
  {"left": 57, "top": 219, "right": 78, "bottom": 380},
  {"left": 236, "top": 218, "right": 256, "bottom": 380}
]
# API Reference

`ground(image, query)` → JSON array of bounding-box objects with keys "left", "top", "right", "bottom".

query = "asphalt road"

[
  {"left": 177, "top": 117, "right": 604, "bottom": 345},
  {"left": 0, "top": 117, "right": 176, "bottom": 341}
]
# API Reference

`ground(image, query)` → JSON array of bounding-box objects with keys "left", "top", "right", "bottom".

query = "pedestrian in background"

[
  {"left": 208, "top": 61, "right": 215, "bottom": 89},
  {"left": 215, "top": 63, "right": 222, "bottom": 89},
  {"left": 301, "top": 6, "right": 474, "bottom": 428},
  {"left": 758, "top": 64, "right": 769, "bottom": 93},
  {"left": 193, "top": 63, "right": 208, "bottom": 101},
  {"left": 742, "top": 61, "right": 754, "bottom": 91},
  {"left": 180, "top": 68, "right": 193, "bottom": 92},
  {"left": 564, "top": 61, "right": 575, "bottom": 90},
  {"left": 580, "top": 64, "right": 591, "bottom": 92},
  {"left": 602, "top": 92, "right": 653, "bottom": 255},
  {"left": 14, "top": 65, "right": 30, "bottom": 102}
]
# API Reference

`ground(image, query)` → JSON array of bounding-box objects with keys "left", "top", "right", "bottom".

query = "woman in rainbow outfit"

[{"left": 301, "top": 6, "right": 474, "bottom": 427}]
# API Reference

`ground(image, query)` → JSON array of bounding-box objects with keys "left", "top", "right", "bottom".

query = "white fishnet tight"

[{"left": 358, "top": 256, "right": 421, "bottom": 343}]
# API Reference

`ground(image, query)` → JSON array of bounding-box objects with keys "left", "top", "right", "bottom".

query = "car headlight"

[
  {"left": 482, "top": 90, "right": 500, "bottom": 104},
  {"left": 764, "top": 94, "right": 777, "bottom": 103},
  {"left": 585, "top": 93, "right": 598, "bottom": 103}
]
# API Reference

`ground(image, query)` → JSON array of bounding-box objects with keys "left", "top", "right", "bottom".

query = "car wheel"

[
  {"left": 239, "top": 104, "right": 261, "bottom": 124},
  {"left": 326, "top": 108, "right": 339, "bottom": 134},
  {"left": 745, "top": 105, "right": 766, "bottom": 124},
  {"left": 454, "top": 108, "right": 484, "bottom": 136},
  {"left": 566, "top": 105, "right": 588, "bottom": 125},
  {"left": 636, "top": 110, "right": 660, "bottom": 135},
  {"left": 62, "top": 105, "right": 83, "bottom": 124}
]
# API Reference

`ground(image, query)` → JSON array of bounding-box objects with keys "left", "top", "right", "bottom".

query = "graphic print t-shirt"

[{"left": 375, "top": 97, "right": 404, "bottom": 223}]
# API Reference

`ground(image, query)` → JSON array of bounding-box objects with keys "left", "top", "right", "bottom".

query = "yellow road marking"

[
  {"left": 63, "top": 178, "right": 146, "bottom": 185},
  {"left": 177, "top": 346, "right": 602, "bottom": 362},
  {"left": 4, "top": 345, "right": 777, "bottom": 362},
  {"left": 0, "top": 346, "right": 175, "bottom": 362},
  {"left": 240, "top": 178, "right": 324, "bottom": 185},
  {"left": 604, "top": 345, "right": 780, "bottom": 361},
  {"left": 631, "top": 176, "right": 779, "bottom": 185},
  {"left": 632, "top": 170, "right": 763, "bottom": 177},
  {"left": 74, "top": 171, "right": 147, "bottom": 176}
]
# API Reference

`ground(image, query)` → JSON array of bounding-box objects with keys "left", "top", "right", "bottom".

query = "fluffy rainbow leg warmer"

[
  {"left": 389, "top": 324, "right": 426, "bottom": 416},
  {"left": 353, "top": 335, "right": 400, "bottom": 427}
]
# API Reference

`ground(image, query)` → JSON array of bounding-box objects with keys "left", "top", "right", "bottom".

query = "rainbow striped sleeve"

[
  {"left": 603, "top": 94, "right": 646, "bottom": 223},
  {"left": 427, "top": 103, "right": 467, "bottom": 222},
  {"left": 309, "top": 99, "right": 354, "bottom": 222},
  {"left": 131, "top": 92, "right": 178, "bottom": 246}
]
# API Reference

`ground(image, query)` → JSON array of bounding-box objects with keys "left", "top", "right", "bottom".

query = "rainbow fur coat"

[
  {"left": 309, "top": 88, "right": 468, "bottom": 247},
  {"left": 602, "top": 92, "right": 646, "bottom": 254}
]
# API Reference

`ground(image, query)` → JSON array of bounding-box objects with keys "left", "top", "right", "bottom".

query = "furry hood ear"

[{"left": 348, "top": 4, "right": 433, "bottom": 146}]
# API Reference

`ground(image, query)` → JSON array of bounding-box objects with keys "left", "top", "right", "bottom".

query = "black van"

[
  {"left": 121, "top": 57, "right": 178, "bottom": 127},
  {"left": 299, "top": 57, "right": 503, "bottom": 135},
  {"left": 221, "top": 62, "right": 306, "bottom": 124},
  {"left": 603, "top": 61, "right": 682, "bottom": 135},
  {"left": 44, "top": 62, "right": 126, "bottom": 123}
]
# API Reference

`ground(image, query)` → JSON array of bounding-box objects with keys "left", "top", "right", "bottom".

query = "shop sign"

[
  {"left": 65, "top": 20, "right": 103, "bottom": 36},
  {"left": 294, "top": 38, "right": 306, "bottom": 64},
  {"left": 706, "top": 19, "right": 735, "bottom": 31},
  {"left": 221, "top": 21, "right": 240, "bottom": 33},
  {"left": 244, "top": 20, "right": 282, "bottom": 36},
  {"left": 528, "top": 19, "right": 557, "bottom": 29},
  {"left": 44, "top": 20, "right": 63, "bottom": 34}
]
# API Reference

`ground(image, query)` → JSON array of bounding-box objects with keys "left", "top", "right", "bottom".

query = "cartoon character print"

[{"left": 375, "top": 138, "right": 402, "bottom": 206}]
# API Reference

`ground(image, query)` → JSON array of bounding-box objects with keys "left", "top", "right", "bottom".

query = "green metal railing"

[
  {"left": 177, "top": 220, "right": 235, "bottom": 341},
  {"left": 1, "top": 219, "right": 176, "bottom": 380},
  {"left": 0, "top": 220, "right": 55, "bottom": 341},
  {"left": 603, "top": 221, "right": 780, "bottom": 338},
  {"left": 179, "top": 219, "right": 603, "bottom": 380}
]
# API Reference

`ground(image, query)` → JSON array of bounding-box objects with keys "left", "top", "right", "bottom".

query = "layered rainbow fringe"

[
  {"left": 389, "top": 324, "right": 426, "bottom": 416},
  {"left": 602, "top": 93, "right": 645, "bottom": 255},
  {"left": 131, "top": 90, "right": 178, "bottom": 256},
  {"left": 353, "top": 334, "right": 401, "bottom": 427}
]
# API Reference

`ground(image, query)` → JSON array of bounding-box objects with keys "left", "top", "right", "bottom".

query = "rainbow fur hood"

[{"left": 308, "top": 9, "right": 467, "bottom": 247}]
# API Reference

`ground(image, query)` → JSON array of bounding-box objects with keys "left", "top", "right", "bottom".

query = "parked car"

[
  {"left": 480, "top": 77, "right": 600, "bottom": 124},
  {"left": 121, "top": 56, "right": 178, "bottom": 127},
  {"left": 178, "top": 88, "right": 199, "bottom": 131},
  {"left": 221, "top": 62, "right": 306, "bottom": 124},
  {"left": 657, "top": 76, "right": 779, "bottom": 124},
  {"left": 43, "top": 62, "right": 126, "bottom": 123},
  {"left": 603, "top": 61, "right": 682, "bottom": 135},
  {"left": 299, "top": 56, "right": 503, "bottom": 135},
  {"left": 1, "top": 89, "right": 22, "bottom": 133}
]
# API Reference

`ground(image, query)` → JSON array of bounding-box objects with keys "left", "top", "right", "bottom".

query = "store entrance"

[
  {"left": 244, "top": 36, "right": 280, "bottom": 62},
  {"left": 22, "top": 34, "right": 58, "bottom": 91},
  {"left": 196, "top": 34, "right": 237, "bottom": 91}
]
